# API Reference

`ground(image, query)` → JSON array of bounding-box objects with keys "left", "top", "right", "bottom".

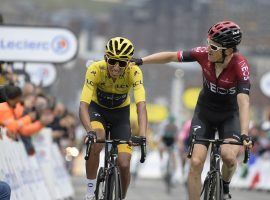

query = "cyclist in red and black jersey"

[{"left": 132, "top": 21, "right": 253, "bottom": 200}]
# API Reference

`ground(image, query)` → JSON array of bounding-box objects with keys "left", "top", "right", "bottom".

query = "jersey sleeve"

[
  {"left": 177, "top": 46, "right": 208, "bottom": 62},
  {"left": 80, "top": 64, "right": 99, "bottom": 104},
  {"left": 236, "top": 59, "right": 251, "bottom": 95},
  {"left": 130, "top": 66, "right": 146, "bottom": 104}
]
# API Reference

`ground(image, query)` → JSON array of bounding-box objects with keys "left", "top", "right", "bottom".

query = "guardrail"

[{"left": 0, "top": 128, "right": 74, "bottom": 200}]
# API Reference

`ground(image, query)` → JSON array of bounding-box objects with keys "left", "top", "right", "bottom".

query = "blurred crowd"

[
  {"left": 249, "top": 111, "right": 270, "bottom": 157},
  {"left": 0, "top": 61, "right": 79, "bottom": 173}
]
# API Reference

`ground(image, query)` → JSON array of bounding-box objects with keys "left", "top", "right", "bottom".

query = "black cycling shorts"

[
  {"left": 89, "top": 101, "right": 131, "bottom": 141},
  {"left": 162, "top": 137, "right": 175, "bottom": 147},
  {"left": 189, "top": 104, "right": 241, "bottom": 147}
]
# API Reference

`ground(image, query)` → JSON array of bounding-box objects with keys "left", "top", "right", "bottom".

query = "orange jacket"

[
  {"left": 0, "top": 102, "right": 43, "bottom": 136},
  {"left": 19, "top": 121, "right": 43, "bottom": 136},
  {"left": 0, "top": 102, "right": 32, "bottom": 132}
]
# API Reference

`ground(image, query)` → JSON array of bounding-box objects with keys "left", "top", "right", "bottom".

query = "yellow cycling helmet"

[{"left": 105, "top": 37, "right": 134, "bottom": 60}]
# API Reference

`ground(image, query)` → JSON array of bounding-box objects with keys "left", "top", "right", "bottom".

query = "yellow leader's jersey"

[{"left": 80, "top": 60, "right": 145, "bottom": 109}]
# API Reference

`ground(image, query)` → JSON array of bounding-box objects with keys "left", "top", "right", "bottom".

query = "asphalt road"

[{"left": 72, "top": 176, "right": 270, "bottom": 200}]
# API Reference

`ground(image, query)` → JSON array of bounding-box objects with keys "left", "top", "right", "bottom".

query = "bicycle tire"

[
  {"left": 95, "top": 167, "right": 105, "bottom": 200},
  {"left": 209, "top": 171, "right": 221, "bottom": 200},
  {"left": 105, "top": 167, "right": 122, "bottom": 200},
  {"left": 202, "top": 171, "right": 223, "bottom": 200},
  {"left": 202, "top": 175, "right": 211, "bottom": 200}
]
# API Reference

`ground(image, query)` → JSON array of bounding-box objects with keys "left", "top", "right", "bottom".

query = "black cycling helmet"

[{"left": 208, "top": 21, "right": 242, "bottom": 48}]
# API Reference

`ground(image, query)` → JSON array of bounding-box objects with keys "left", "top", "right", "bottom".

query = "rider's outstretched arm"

[{"left": 142, "top": 52, "right": 179, "bottom": 64}]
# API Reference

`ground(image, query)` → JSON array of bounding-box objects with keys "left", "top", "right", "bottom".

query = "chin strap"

[{"left": 214, "top": 49, "right": 226, "bottom": 64}]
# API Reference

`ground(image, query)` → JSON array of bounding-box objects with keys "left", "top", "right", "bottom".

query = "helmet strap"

[{"left": 214, "top": 49, "right": 226, "bottom": 64}]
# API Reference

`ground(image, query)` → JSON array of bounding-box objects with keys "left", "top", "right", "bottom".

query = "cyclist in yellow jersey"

[{"left": 79, "top": 37, "right": 148, "bottom": 200}]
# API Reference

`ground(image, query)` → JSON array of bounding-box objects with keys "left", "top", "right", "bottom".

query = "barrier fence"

[{"left": 0, "top": 128, "right": 74, "bottom": 200}]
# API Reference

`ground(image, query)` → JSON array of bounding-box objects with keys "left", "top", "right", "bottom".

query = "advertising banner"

[{"left": 0, "top": 25, "right": 78, "bottom": 63}]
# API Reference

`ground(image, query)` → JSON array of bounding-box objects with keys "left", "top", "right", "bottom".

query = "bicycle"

[
  {"left": 84, "top": 125, "right": 147, "bottom": 200},
  {"left": 187, "top": 132, "right": 250, "bottom": 200}
]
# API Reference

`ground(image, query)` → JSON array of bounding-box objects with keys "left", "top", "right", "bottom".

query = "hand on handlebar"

[
  {"left": 85, "top": 130, "right": 97, "bottom": 144},
  {"left": 130, "top": 136, "right": 146, "bottom": 146},
  {"left": 241, "top": 134, "right": 253, "bottom": 149}
]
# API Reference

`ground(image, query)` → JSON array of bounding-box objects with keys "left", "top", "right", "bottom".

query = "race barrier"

[{"left": 0, "top": 128, "right": 74, "bottom": 200}]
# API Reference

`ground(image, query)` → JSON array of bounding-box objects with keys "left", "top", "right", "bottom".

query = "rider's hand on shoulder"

[{"left": 131, "top": 57, "right": 143, "bottom": 66}]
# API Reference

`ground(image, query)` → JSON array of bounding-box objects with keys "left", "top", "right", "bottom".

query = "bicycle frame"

[
  {"left": 187, "top": 132, "right": 250, "bottom": 200},
  {"left": 85, "top": 125, "right": 146, "bottom": 200},
  {"left": 209, "top": 141, "right": 222, "bottom": 173}
]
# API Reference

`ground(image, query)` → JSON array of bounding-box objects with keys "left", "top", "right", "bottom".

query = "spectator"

[
  {"left": 0, "top": 85, "right": 35, "bottom": 137},
  {"left": 22, "top": 82, "right": 35, "bottom": 97},
  {"left": 0, "top": 181, "right": 11, "bottom": 200}
]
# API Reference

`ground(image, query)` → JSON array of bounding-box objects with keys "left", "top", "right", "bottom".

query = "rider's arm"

[
  {"left": 136, "top": 101, "right": 147, "bottom": 137},
  {"left": 131, "top": 66, "right": 147, "bottom": 137},
  {"left": 79, "top": 102, "right": 92, "bottom": 132},
  {"left": 79, "top": 65, "right": 99, "bottom": 132},
  {"left": 236, "top": 58, "right": 251, "bottom": 136},
  {"left": 237, "top": 93, "right": 250, "bottom": 135},
  {"left": 142, "top": 52, "right": 179, "bottom": 64},
  {"left": 142, "top": 50, "right": 197, "bottom": 64}
]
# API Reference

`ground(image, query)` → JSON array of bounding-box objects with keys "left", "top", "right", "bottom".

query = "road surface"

[{"left": 72, "top": 176, "right": 269, "bottom": 200}]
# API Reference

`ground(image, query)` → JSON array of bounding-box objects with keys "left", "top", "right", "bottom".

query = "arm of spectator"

[
  {"left": 19, "top": 121, "right": 43, "bottom": 136},
  {"left": 4, "top": 114, "right": 34, "bottom": 133}
]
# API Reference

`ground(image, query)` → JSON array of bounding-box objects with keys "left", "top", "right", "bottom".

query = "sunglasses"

[
  {"left": 207, "top": 40, "right": 227, "bottom": 51},
  {"left": 106, "top": 56, "right": 129, "bottom": 68}
]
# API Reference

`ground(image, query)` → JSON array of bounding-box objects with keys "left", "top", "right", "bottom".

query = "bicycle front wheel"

[
  {"left": 203, "top": 171, "right": 223, "bottom": 200},
  {"left": 95, "top": 167, "right": 105, "bottom": 200},
  {"left": 105, "top": 167, "right": 122, "bottom": 200}
]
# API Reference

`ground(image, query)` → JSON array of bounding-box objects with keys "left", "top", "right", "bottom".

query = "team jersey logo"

[
  {"left": 86, "top": 79, "right": 94, "bottom": 86},
  {"left": 133, "top": 80, "right": 143, "bottom": 87},
  {"left": 90, "top": 71, "right": 96, "bottom": 76},
  {"left": 239, "top": 60, "right": 249, "bottom": 81},
  {"left": 203, "top": 78, "right": 236, "bottom": 95},
  {"left": 134, "top": 70, "right": 139, "bottom": 76}
]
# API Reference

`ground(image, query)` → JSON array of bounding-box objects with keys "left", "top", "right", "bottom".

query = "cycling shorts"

[
  {"left": 89, "top": 101, "right": 132, "bottom": 154},
  {"left": 189, "top": 104, "right": 241, "bottom": 147},
  {"left": 162, "top": 137, "right": 175, "bottom": 147}
]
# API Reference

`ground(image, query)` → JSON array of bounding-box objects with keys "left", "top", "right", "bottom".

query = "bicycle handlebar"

[
  {"left": 84, "top": 136, "right": 147, "bottom": 163},
  {"left": 187, "top": 133, "right": 250, "bottom": 164},
  {"left": 84, "top": 138, "right": 92, "bottom": 160}
]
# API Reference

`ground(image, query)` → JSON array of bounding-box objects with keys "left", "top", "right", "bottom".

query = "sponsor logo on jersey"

[
  {"left": 239, "top": 60, "right": 250, "bottom": 81},
  {"left": 219, "top": 78, "right": 233, "bottom": 84},
  {"left": 86, "top": 79, "right": 94, "bottom": 86},
  {"left": 116, "top": 84, "right": 129, "bottom": 89},
  {"left": 133, "top": 80, "right": 143, "bottom": 87},
  {"left": 134, "top": 70, "right": 139, "bottom": 76},
  {"left": 203, "top": 77, "right": 236, "bottom": 95},
  {"left": 193, "top": 46, "right": 207, "bottom": 53},
  {"left": 90, "top": 70, "right": 96, "bottom": 76}
]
